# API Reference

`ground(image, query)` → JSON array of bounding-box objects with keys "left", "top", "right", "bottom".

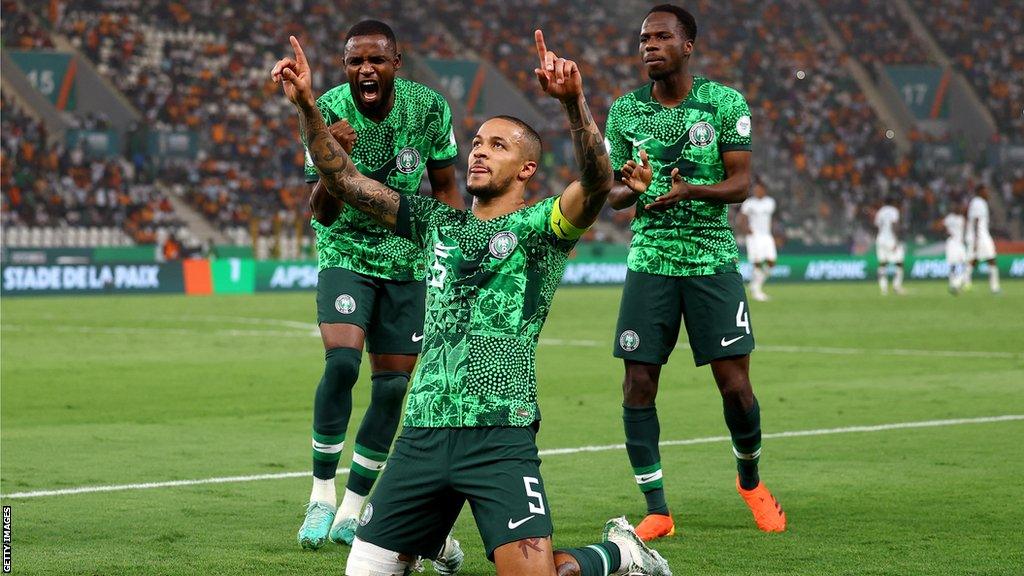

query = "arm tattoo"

[
  {"left": 299, "top": 106, "right": 400, "bottom": 229},
  {"left": 564, "top": 96, "right": 612, "bottom": 212}
]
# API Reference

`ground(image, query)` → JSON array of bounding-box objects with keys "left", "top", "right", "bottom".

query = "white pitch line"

[
  {"left": 538, "top": 414, "right": 1024, "bottom": 454},
  {"left": 4, "top": 414, "right": 1021, "bottom": 500},
  {"left": 0, "top": 471, "right": 322, "bottom": 500}
]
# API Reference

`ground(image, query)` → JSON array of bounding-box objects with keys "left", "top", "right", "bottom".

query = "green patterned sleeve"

[
  {"left": 603, "top": 97, "right": 632, "bottom": 176},
  {"left": 427, "top": 93, "right": 458, "bottom": 169},
  {"left": 395, "top": 195, "right": 454, "bottom": 248},
  {"left": 303, "top": 95, "right": 341, "bottom": 183},
  {"left": 717, "top": 87, "right": 752, "bottom": 152}
]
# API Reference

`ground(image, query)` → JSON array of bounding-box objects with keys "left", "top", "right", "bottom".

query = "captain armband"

[{"left": 550, "top": 196, "right": 589, "bottom": 241}]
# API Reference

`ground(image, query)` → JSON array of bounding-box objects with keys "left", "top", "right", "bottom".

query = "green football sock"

[
  {"left": 559, "top": 542, "right": 622, "bottom": 576},
  {"left": 724, "top": 397, "right": 761, "bottom": 490},
  {"left": 345, "top": 371, "right": 408, "bottom": 496},
  {"left": 311, "top": 347, "right": 361, "bottom": 480},
  {"left": 623, "top": 405, "right": 669, "bottom": 515}
]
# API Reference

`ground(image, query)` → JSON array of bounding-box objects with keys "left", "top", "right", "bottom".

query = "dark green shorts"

[
  {"left": 316, "top": 267, "right": 426, "bottom": 355},
  {"left": 614, "top": 270, "right": 755, "bottom": 366},
  {"left": 355, "top": 425, "right": 553, "bottom": 561}
]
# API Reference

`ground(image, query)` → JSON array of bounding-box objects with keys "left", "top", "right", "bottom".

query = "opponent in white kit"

[
  {"left": 874, "top": 197, "right": 904, "bottom": 296},
  {"left": 739, "top": 182, "right": 776, "bottom": 302},
  {"left": 942, "top": 205, "right": 967, "bottom": 294},
  {"left": 965, "top": 186, "right": 1000, "bottom": 294}
]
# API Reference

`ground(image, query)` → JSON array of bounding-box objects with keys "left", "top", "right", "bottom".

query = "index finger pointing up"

[
  {"left": 534, "top": 30, "right": 547, "bottom": 67},
  {"left": 290, "top": 35, "right": 307, "bottom": 68}
]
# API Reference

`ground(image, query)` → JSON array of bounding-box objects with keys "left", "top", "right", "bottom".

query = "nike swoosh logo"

[
  {"left": 721, "top": 335, "right": 746, "bottom": 347},
  {"left": 507, "top": 515, "right": 536, "bottom": 529},
  {"left": 411, "top": 333, "right": 424, "bottom": 342},
  {"left": 631, "top": 136, "right": 654, "bottom": 148},
  {"left": 637, "top": 473, "right": 659, "bottom": 482}
]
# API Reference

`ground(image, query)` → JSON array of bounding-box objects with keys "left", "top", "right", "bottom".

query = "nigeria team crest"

[
  {"left": 688, "top": 121, "right": 716, "bottom": 148},
  {"left": 619, "top": 330, "right": 640, "bottom": 352},
  {"left": 396, "top": 147, "right": 421, "bottom": 174},
  {"left": 488, "top": 231, "right": 518, "bottom": 259},
  {"left": 335, "top": 294, "right": 356, "bottom": 315}
]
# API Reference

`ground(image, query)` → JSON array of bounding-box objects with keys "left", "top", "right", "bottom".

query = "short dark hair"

[
  {"left": 647, "top": 4, "right": 697, "bottom": 41},
  {"left": 345, "top": 20, "right": 398, "bottom": 51},
  {"left": 492, "top": 115, "right": 542, "bottom": 161}
]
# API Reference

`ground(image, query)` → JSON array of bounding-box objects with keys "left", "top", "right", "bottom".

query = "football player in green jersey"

[
  {"left": 604, "top": 4, "right": 786, "bottom": 540},
  {"left": 275, "top": 30, "right": 671, "bottom": 576},
  {"left": 293, "top": 20, "right": 466, "bottom": 552}
]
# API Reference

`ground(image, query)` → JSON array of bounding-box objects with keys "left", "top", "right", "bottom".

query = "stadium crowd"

[
  {"left": 819, "top": 0, "right": 931, "bottom": 69},
  {"left": 52, "top": 0, "right": 345, "bottom": 240},
  {"left": 3, "top": 0, "right": 1021, "bottom": 251},
  {"left": 358, "top": 0, "right": 912, "bottom": 242},
  {"left": 1, "top": 0, "right": 55, "bottom": 49},
  {"left": 1, "top": 94, "right": 181, "bottom": 243},
  {"left": 340, "top": 0, "right": 1023, "bottom": 242},
  {"left": 910, "top": 0, "right": 1024, "bottom": 143}
]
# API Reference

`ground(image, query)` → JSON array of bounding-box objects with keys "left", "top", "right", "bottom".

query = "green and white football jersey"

[
  {"left": 304, "top": 77, "right": 459, "bottom": 280},
  {"left": 605, "top": 77, "right": 752, "bottom": 277},
  {"left": 393, "top": 195, "right": 578, "bottom": 428}
]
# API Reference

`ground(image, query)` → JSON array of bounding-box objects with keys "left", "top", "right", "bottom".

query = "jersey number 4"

[{"left": 736, "top": 301, "right": 750, "bottom": 335}]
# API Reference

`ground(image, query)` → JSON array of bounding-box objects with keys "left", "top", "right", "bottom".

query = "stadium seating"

[
  {"left": 0, "top": 0, "right": 55, "bottom": 49},
  {"left": 818, "top": 0, "right": 932, "bottom": 68},
  {"left": 3, "top": 0, "right": 1021, "bottom": 251},
  {"left": 908, "top": 0, "right": 1024, "bottom": 143},
  {"left": 0, "top": 94, "right": 188, "bottom": 247}
]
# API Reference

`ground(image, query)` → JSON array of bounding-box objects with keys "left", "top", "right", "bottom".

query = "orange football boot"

[
  {"left": 635, "top": 513, "right": 676, "bottom": 541},
  {"left": 736, "top": 477, "right": 786, "bottom": 532}
]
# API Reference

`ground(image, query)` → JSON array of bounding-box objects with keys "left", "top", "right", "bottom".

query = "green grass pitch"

[{"left": 2, "top": 282, "right": 1022, "bottom": 575}]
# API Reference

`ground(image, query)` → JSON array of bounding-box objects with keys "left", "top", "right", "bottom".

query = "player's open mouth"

[{"left": 358, "top": 80, "right": 380, "bottom": 102}]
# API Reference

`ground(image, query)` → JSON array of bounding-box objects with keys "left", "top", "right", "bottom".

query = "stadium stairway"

[
  {"left": 45, "top": 23, "right": 144, "bottom": 133},
  {"left": 891, "top": 0, "right": 954, "bottom": 66},
  {"left": 800, "top": 0, "right": 913, "bottom": 154},
  {"left": 0, "top": 49, "right": 70, "bottom": 145},
  {"left": 892, "top": 0, "right": 999, "bottom": 147},
  {"left": 891, "top": 0, "right": 1009, "bottom": 235},
  {"left": 164, "top": 193, "right": 228, "bottom": 246}
]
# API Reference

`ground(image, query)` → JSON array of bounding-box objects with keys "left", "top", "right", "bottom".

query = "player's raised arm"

[
  {"left": 273, "top": 36, "right": 400, "bottom": 230},
  {"left": 308, "top": 120, "right": 357, "bottom": 225},
  {"left": 532, "top": 30, "right": 613, "bottom": 229}
]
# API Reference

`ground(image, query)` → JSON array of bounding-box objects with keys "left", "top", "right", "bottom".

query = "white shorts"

[
  {"left": 945, "top": 240, "right": 967, "bottom": 265},
  {"left": 876, "top": 240, "right": 905, "bottom": 264},
  {"left": 746, "top": 234, "right": 777, "bottom": 263},
  {"left": 967, "top": 233, "right": 997, "bottom": 261}
]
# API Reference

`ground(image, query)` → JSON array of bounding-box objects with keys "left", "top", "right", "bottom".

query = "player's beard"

[{"left": 467, "top": 172, "right": 514, "bottom": 200}]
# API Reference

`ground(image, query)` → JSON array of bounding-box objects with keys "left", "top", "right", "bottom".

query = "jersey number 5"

[
  {"left": 523, "top": 477, "right": 546, "bottom": 515},
  {"left": 429, "top": 242, "right": 455, "bottom": 289}
]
